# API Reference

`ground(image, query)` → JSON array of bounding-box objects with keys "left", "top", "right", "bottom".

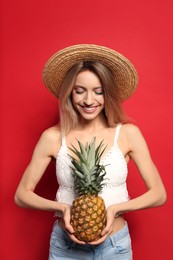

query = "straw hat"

[{"left": 42, "top": 44, "right": 138, "bottom": 101}]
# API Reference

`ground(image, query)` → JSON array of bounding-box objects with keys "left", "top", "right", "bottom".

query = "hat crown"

[{"left": 42, "top": 44, "right": 138, "bottom": 100}]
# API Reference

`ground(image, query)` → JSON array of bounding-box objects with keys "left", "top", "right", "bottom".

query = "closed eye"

[
  {"left": 73, "top": 86, "right": 85, "bottom": 94},
  {"left": 75, "top": 90, "right": 85, "bottom": 94},
  {"left": 73, "top": 86, "right": 104, "bottom": 95},
  {"left": 94, "top": 87, "right": 104, "bottom": 95},
  {"left": 94, "top": 90, "right": 104, "bottom": 95}
]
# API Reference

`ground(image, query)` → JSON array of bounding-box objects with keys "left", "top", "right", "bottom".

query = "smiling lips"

[{"left": 80, "top": 105, "right": 98, "bottom": 113}]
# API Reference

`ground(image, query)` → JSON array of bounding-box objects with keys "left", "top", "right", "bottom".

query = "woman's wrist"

[
  {"left": 108, "top": 204, "right": 119, "bottom": 217},
  {"left": 56, "top": 202, "right": 70, "bottom": 214},
  {"left": 108, "top": 204, "right": 125, "bottom": 218}
]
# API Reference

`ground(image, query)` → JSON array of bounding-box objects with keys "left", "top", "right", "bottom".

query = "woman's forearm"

[
  {"left": 14, "top": 189, "right": 67, "bottom": 214},
  {"left": 113, "top": 186, "right": 167, "bottom": 216}
]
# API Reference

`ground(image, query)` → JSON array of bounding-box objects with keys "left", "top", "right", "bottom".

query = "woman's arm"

[
  {"left": 14, "top": 127, "right": 68, "bottom": 214},
  {"left": 90, "top": 124, "right": 167, "bottom": 245},
  {"left": 113, "top": 124, "right": 167, "bottom": 215},
  {"left": 14, "top": 126, "right": 86, "bottom": 244}
]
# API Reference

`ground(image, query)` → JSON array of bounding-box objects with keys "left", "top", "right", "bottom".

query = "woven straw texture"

[{"left": 42, "top": 44, "right": 138, "bottom": 101}]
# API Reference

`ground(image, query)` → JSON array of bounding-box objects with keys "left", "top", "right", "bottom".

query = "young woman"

[{"left": 15, "top": 44, "right": 166, "bottom": 260}]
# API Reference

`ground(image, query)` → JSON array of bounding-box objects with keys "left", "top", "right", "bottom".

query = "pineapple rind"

[{"left": 71, "top": 194, "right": 106, "bottom": 243}]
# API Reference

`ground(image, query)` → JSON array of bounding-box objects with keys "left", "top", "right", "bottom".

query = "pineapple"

[{"left": 69, "top": 137, "right": 107, "bottom": 243}]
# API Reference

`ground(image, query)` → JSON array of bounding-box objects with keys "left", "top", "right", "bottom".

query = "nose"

[{"left": 83, "top": 91, "right": 94, "bottom": 106}]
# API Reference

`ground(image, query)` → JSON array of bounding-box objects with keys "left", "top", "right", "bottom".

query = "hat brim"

[{"left": 42, "top": 44, "right": 138, "bottom": 101}]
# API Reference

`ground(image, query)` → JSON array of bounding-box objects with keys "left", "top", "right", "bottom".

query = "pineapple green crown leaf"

[
  {"left": 68, "top": 137, "right": 107, "bottom": 196},
  {"left": 69, "top": 137, "right": 107, "bottom": 164}
]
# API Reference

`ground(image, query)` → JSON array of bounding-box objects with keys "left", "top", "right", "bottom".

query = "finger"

[
  {"left": 65, "top": 223, "right": 74, "bottom": 234},
  {"left": 68, "top": 233, "right": 86, "bottom": 245},
  {"left": 88, "top": 234, "right": 108, "bottom": 245},
  {"left": 64, "top": 216, "right": 74, "bottom": 233},
  {"left": 101, "top": 222, "right": 113, "bottom": 236},
  {"left": 63, "top": 209, "right": 75, "bottom": 233},
  {"left": 101, "top": 213, "right": 114, "bottom": 236},
  {"left": 101, "top": 226, "right": 110, "bottom": 236}
]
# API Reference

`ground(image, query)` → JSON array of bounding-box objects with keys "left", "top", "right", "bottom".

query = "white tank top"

[{"left": 55, "top": 124, "right": 129, "bottom": 213}]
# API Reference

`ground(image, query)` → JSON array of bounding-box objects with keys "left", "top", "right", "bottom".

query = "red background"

[{"left": 1, "top": 0, "right": 173, "bottom": 259}]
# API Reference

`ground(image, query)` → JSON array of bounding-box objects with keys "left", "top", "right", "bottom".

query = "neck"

[{"left": 77, "top": 114, "right": 109, "bottom": 132}]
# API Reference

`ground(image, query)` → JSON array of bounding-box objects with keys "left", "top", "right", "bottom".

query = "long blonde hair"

[{"left": 59, "top": 61, "right": 128, "bottom": 134}]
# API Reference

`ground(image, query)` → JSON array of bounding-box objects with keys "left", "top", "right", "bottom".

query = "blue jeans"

[{"left": 49, "top": 220, "right": 132, "bottom": 260}]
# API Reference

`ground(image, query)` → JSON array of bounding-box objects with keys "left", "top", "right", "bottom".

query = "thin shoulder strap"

[
  {"left": 61, "top": 132, "right": 66, "bottom": 146},
  {"left": 114, "top": 124, "right": 122, "bottom": 144}
]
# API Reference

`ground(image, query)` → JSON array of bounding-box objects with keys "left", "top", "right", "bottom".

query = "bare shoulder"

[
  {"left": 121, "top": 123, "right": 142, "bottom": 137},
  {"left": 121, "top": 123, "right": 148, "bottom": 153},
  {"left": 41, "top": 125, "right": 61, "bottom": 142},
  {"left": 35, "top": 125, "right": 62, "bottom": 158}
]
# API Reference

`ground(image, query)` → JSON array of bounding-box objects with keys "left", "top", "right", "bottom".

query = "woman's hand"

[
  {"left": 62, "top": 204, "right": 86, "bottom": 245},
  {"left": 88, "top": 205, "right": 116, "bottom": 245}
]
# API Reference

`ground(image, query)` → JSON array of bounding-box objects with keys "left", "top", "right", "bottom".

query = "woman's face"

[{"left": 72, "top": 70, "right": 105, "bottom": 121}]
